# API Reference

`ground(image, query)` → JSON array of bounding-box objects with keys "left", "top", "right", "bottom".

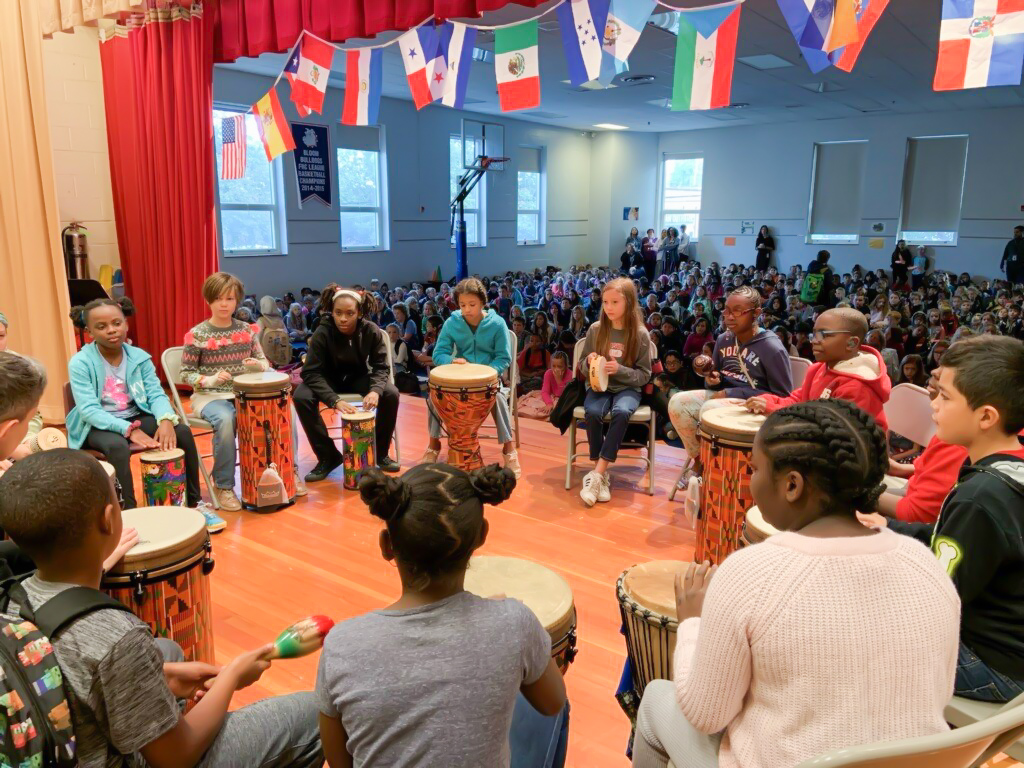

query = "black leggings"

[{"left": 292, "top": 379, "right": 400, "bottom": 464}]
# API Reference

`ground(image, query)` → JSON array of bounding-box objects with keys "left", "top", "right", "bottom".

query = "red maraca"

[
  {"left": 692, "top": 354, "right": 714, "bottom": 377},
  {"left": 267, "top": 615, "right": 335, "bottom": 659}
]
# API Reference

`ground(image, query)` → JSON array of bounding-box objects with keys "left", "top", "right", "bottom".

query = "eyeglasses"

[
  {"left": 721, "top": 307, "right": 756, "bottom": 318},
  {"left": 810, "top": 329, "right": 853, "bottom": 342}
]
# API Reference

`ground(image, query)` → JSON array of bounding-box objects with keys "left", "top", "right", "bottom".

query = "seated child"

[
  {"left": 412, "top": 315, "right": 443, "bottom": 372},
  {"left": 745, "top": 308, "right": 891, "bottom": 431},
  {"left": 317, "top": 464, "right": 568, "bottom": 767},
  {"left": 0, "top": 449, "right": 323, "bottom": 768},
  {"left": 632, "top": 400, "right": 959, "bottom": 768},
  {"left": 517, "top": 332, "right": 551, "bottom": 393},
  {"left": 0, "top": 313, "right": 43, "bottom": 463},
  {"left": 67, "top": 298, "right": 208, "bottom": 522},
  {"left": 518, "top": 351, "right": 571, "bottom": 420},
  {"left": 385, "top": 323, "right": 410, "bottom": 374},
  {"left": 861, "top": 336, "right": 1024, "bottom": 702}
]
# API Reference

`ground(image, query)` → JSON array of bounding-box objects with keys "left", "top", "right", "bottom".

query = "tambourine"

[
  {"left": 589, "top": 355, "right": 609, "bottom": 392},
  {"left": 28, "top": 427, "right": 67, "bottom": 453}
]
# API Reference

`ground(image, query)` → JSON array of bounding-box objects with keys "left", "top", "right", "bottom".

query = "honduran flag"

[
  {"left": 599, "top": 0, "right": 657, "bottom": 84},
  {"left": 252, "top": 88, "right": 296, "bottom": 161},
  {"left": 495, "top": 21, "right": 541, "bottom": 111},
  {"left": 287, "top": 34, "right": 334, "bottom": 114},
  {"left": 557, "top": 0, "right": 611, "bottom": 86},
  {"left": 934, "top": 0, "right": 1024, "bottom": 91},
  {"left": 283, "top": 45, "right": 312, "bottom": 117},
  {"left": 800, "top": 0, "right": 860, "bottom": 53},
  {"left": 342, "top": 49, "right": 383, "bottom": 125},
  {"left": 398, "top": 25, "right": 443, "bottom": 109},
  {"left": 672, "top": 4, "right": 742, "bottom": 111},
  {"left": 442, "top": 22, "right": 478, "bottom": 109}
]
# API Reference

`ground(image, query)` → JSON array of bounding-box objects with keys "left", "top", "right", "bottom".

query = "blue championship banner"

[{"left": 290, "top": 122, "right": 332, "bottom": 208}]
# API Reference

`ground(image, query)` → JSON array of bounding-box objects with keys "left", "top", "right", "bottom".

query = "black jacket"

[
  {"left": 300, "top": 318, "right": 390, "bottom": 406},
  {"left": 889, "top": 453, "right": 1024, "bottom": 679}
]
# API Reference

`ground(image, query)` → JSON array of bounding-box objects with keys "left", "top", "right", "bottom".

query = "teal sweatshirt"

[{"left": 432, "top": 309, "right": 511, "bottom": 376}]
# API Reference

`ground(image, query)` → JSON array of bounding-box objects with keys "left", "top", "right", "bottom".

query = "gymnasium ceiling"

[{"left": 220, "top": 0, "right": 1024, "bottom": 132}]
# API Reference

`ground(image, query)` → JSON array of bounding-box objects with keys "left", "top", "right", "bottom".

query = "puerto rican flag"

[
  {"left": 398, "top": 25, "right": 447, "bottom": 108},
  {"left": 934, "top": 0, "right": 1024, "bottom": 90}
]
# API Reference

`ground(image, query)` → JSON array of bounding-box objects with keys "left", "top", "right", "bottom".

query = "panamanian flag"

[
  {"left": 398, "top": 25, "right": 447, "bottom": 109},
  {"left": 934, "top": 0, "right": 1024, "bottom": 90}
]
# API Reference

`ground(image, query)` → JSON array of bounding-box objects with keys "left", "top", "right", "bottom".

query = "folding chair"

[
  {"left": 945, "top": 691, "right": 1024, "bottom": 763},
  {"left": 564, "top": 338, "right": 656, "bottom": 494},
  {"left": 790, "top": 355, "right": 812, "bottom": 389},
  {"left": 884, "top": 382, "right": 937, "bottom": 447},
  {"left": 161, "top": 347, "right": 223, "bottom": 509}
]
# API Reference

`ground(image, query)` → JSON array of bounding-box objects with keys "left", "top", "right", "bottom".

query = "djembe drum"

[
  {"left": 428, "top": 363, "right": 500, "bottom": 471},
  {"left": 696, "top": 403, "right": 765, "bottom": 564},
  {"left": 139, "top": 448, "right": 186, "bottom": 507},
  {"left": 340, "top": 410, "right": 376, "bottom": 490},
  {"left": 27, "top": 427, "right": 67, "bottom": 453},
  {"left": 233, "top": 372, "right": 295, "bottom": 509},
  {"left": 740, "top": 505, "right": 781, "bottom": 548}
]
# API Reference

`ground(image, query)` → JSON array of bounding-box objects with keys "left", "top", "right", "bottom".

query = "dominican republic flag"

[
  {"left": 220, "top": 115, "right": 246, "bottom": 180},
  {"left": 342, "top": 49, "right": 383, "bottom": 125},
  {"left": 442, "top": 22, "right": 477, "bottom": 109},
  {"left": 599, "top": 0, "right": 657, "bottom": 84},
  {"left": 556, "top": 0, "right": 611, "bottom": 86},
  {"left": 283, "top": 45, "right": 312, "bottom": 117},
  {"left": 495, "top": 21, "right": 541, "bottom": 111},
  {"left": 833, "top": 0, "right": 890, "bottom": 72},
  {"left": 934, "top": 0, "right": 1024, "bottom": 90},
  {"left": 287, "top": 34, "right": 334, "bottom": 114},
  {"left": 800, "top": 0, "right": 860, "bottom": 53},
  {"left": 672, "top": 4, "right": 742, "bottom": 111},
  {"left": 398, "top": 25, "right": 444, "bottom": 109}
]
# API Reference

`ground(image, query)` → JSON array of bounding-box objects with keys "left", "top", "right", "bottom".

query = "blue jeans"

[
  {"left": 201, "top": 398, "right": 300, "bottom": 489},
  {"left": 584, "top": 388, "right": 641, "bottom": 463},
  {"left": 509, "top": 694, "right": 569, "bottom": 768},
  {"left": 955, "top": 642, "right": 1024, "bottom": 703}
]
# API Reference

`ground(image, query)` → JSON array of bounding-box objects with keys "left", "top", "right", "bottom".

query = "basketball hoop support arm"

[{"left": 449, "top": 158, "right": 488, "bottom": 282}]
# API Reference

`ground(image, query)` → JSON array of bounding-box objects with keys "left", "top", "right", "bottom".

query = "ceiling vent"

[{"left": 621, "top": 74, "right": 656, "bottom": 85}]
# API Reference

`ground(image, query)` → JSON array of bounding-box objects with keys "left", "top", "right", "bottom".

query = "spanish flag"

[{"left": 252, "top": 88, "right": 295, "bottom": 161}]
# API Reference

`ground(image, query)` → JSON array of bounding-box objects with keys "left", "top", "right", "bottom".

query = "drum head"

[
  {"left": 589, "top": 356, "right": 609, "bottom": 392},
  {"left": 745, "top": 506, "right": 781, "bottom": 539},
  {"left": 464, "top": 556, "right": 573, "bottom": 634},
  {"left": 233, "top": 371, "right": 291, "bottom": 393},
  {"left": 340, "top": 411, "right": 375, "bottom": 423},
  {"left": 111, "top": 507, "right": 208, "bottom": 573},
  {"left": 621, "top": 560, "right": 689, "bottom": 620},
  {"left": 699, "top": 403, "right": 765, "bottom": 441},
  {"left": 35, "top": 428, "right": 67, "bottom": 450},
  {"left": 139, "top": 448, "right": 185, "bottom": 462},
  {"left": 429, "top": 363, "right": 498, "bottom": 388},
  {"left": 98, "top": 460, "right": 116, "bottom": 478}
]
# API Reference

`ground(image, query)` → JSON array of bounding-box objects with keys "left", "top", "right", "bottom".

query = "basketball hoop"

[{"left": 480, "top": 155, "right": 510, "bottom": 170}]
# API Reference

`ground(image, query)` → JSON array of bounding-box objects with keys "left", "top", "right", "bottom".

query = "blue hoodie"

[
  {"left": 432, "top": 309, "right": 511, "bottom": 376},
  {"left": 66, "top": 342, "right": 179, "bottom": 449}
]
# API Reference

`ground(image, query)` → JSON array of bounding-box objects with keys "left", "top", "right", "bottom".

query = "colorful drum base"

[
  {"left": 141, "top": 455, "right": 186, "bottom": 507},
  {"left": 236, "top": 394, "right": 295, "bottom": 508},
  {"left": 341, "top": 416, "right": 376, "bottom": 490},
  {"left": 696, "top": 430, "right": 755, "bottom": 565}
]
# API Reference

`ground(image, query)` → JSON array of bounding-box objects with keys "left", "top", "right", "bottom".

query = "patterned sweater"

[{"left": 181, "top": 319, "right": 268, "bottom": 414}]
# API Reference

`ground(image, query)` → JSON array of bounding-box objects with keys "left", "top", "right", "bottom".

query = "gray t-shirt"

[
  {"left": 100, "top": 355, "right": 140, "bottom": 420},
  {"left": 10, "top": 576, "right": 179, "bottom": 768},
  {"left": 315, "top": 591, "right": 551, "bottom": 768}
]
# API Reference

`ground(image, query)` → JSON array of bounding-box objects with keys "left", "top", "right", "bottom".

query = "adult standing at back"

[
  {"left": 1001, "top": 225, "right": 1024, "bottom": 286},
  {"left": 891, "top": 240, "right": 913, "bottom": 286},
  {"left": 754, "top": 225, "right": 774, "bottom": 272}
]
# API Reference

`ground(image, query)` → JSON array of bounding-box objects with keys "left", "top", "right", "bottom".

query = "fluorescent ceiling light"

[
  {"left": 737, "top": 54, "right": 793, "bottom": 71},
  {"left": 594, "top": 123, "right": 629, "bottom": 130}
]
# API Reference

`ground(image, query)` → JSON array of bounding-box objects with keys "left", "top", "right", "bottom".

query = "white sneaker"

[
  {"left": 580, "top": 470, "right": 603, "bottom": 507},
  {"left": 293, "top": 471, "right": 308, "bottom": 497},
  {"left": 597, "top": 473, "right": 611, "bottom": 503},
  {"left": 503, "top": 450, "right": 522, "bottom": 479},
  {"left": 420, "top": 448, "right": 440, "bottom": 464}
]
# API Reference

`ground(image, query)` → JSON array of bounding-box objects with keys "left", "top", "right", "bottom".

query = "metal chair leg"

[
  {"left": 647, "top": 414, "right": 656, "bottom": 495},
  {"left": 668, "top": 459, "right": 693, "bottom": 502},
  {"left": 564, "top": 420, "right": 575, "bottom": 490}
]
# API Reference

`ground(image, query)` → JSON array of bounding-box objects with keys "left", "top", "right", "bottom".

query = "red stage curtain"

[
  {"left": 213, "top": 0, "right": 547, "bottom": 63},
  {"left": 99, "top": 3, "right": 217, "bottom": 363}
]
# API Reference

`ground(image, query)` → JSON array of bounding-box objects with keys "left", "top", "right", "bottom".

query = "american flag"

[{"left": 220, "top": 115, "right": 246, "bottom": 180}]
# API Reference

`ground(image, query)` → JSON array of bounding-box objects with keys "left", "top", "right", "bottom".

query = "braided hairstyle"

[
  {"left": 69, "top": 297, "right": 135, "bottom": 330},
  {"left": 359, "top": 463, "right": 516, "bottom": 590},
  {"left": 759, "top": 399, "right": 888, "bottom": 514}
]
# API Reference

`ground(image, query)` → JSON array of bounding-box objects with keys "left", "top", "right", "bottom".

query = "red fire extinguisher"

[{"left": 62, "top": 222, "right": 89, "bottom": 280}]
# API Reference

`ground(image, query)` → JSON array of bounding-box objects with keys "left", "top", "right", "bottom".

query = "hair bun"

[
  {"left": 468, "top": 464, "right": 516, "bottom": 506},
  {"left": 358, "top": 469, "right": 412, "bottom": 523},
  {"left": 118, "top": 297, "right": 136, "bottom": 317}
]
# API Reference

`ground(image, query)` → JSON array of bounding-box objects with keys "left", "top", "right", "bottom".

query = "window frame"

[
  {"left": 516, "top": 146, "right": 545, "bottom": 246},
  {"left": 805, "top": 140, "right": 868, "bottom": 246},
  {"left": 336, "top": 129, "right": 389, "bottom": 253},
  {"left": 896, "top": 134, "right": 969, "bottom": 247},
  {"left": 659, "top": 153, "right": 704, "bottom": 243},
  {"left": 213, "top": 103, "right": 288, "bottom": 258},
  {"left": 450, "top": 134, "right": 486, "bottom": 248}
]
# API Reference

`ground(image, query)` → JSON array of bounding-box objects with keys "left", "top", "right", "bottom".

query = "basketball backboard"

[{"left": 461, "top": 118, "right": 506, "bottom": 172}]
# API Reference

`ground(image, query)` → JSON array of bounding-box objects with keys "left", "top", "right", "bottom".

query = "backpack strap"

[{"left": 32, "top": 587, "right": 133, "bottom": 639}]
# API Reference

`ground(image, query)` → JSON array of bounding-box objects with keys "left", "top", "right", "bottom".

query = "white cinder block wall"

[{"left": 42, "top": 27, "right": 120, "bottom": 277}]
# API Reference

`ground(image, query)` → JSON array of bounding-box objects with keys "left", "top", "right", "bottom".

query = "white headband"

[{"left": 333, "top": 289, "right": 363, "bottom": 303}]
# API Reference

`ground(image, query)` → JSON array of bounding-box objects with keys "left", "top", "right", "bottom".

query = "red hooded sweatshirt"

[{"left": 759, "top": 345, "right": 892, "bottom": 431}]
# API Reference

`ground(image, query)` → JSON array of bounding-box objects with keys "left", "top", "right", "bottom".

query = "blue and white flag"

[
  {"left": 598, "top": 0, "right": 657, "bottom": 84},
  {"left": 442, "top": 22, "right": 478, "bottom": 108},
  {"left": 556, "top": 0, "right": 611, "bottom": 86},
  {"left": 775, "top": 0, "right": 839, "bottom": 71}
]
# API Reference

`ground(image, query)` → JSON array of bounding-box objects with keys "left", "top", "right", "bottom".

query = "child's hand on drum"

[
  {"left": 155, "top": 420, "right": 177, "bottom": 451},
  {"left": 335, "top": 400, "right": 358, "bottom": 415},
  {"left": 674, "top": 561, "right": 717, "bottom": 622},
  {"left": 103, "top": 526, "right": 139, "bottom": 572},
  {"left": 215, "top": 369, "right": 234, "bottom": 385},
  {"left": 454, "top": 358, "right": 467, "bottom": 364},
  {"left": 856, "top": 511, "right": 888, "bottom": 529},
  {"left": 129, "top": 430, "right": 160, "bottom": 450},
  {"left": 604, "top": 358, "right": 619, "bottom": 375},
  {"left": 363, "top": 391, "right": 379, "bottom": 410},
  {"left": 242, "top": 357, "right": 263, "bottom": 371},
  {"left": 744, "top": 397, "right": 767, "bottom": 414}
]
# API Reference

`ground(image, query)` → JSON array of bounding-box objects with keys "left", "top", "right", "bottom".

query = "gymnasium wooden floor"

[{"left": 170, "top": 395, "right": 1018, "bottom": 768}]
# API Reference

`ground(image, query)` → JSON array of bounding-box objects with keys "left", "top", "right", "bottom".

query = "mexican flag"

[
  {"left": 672, "top": 4, "right": 741, "bottom": 111},
  {"left": 495, "top": 21, "right": 540, "bottom": 111}
]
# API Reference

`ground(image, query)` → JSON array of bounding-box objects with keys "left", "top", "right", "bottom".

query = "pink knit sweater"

[{"left": 674, "top": 528, "right": 960, "bottom": 768}]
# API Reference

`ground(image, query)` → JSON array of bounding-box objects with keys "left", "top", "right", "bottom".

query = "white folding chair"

[
  {"left": 564, "top": 338, "right": 656, "bottom": 495},
  {"left": 161, "top": 346, "right": 223, "bottom": 510},
  {"left": 449, "top": 327, "right": 520, "bottom": 449},
  {"left": 790, "top": 355, "right": 812, "bottom": 389},
  {"left": 884, "top": 382, "right": 936, "bottom": 447},
  {"left": 945, "top": 691, "right": 1024, "bottom": 763},
  {"left": 319, "top": 326, "right": 401, "bottom": 462}
]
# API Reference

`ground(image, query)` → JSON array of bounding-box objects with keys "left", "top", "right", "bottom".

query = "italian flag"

[
  {"left": 672, "top": 5, "right": 741, "bottom": 111},
  {"left": 495, "top": 21, "right": 540, "bottom": 111}
]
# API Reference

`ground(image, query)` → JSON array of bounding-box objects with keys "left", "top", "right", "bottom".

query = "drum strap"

[{"left": 736, "top": 343, "right": 757, "bottom": 390}]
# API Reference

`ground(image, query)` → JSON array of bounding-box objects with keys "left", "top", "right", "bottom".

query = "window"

[
  {"left": 337, "top": 126, "right": 387, "bottom": 251},
  {"left": 898, "top": 135, "right": 968, "bottom": 246},
  {"left": 806, "top": 141, "right": 867, "bottom": 245},
  {"left": 517, "top": 147, "right": 544, "bottom": 245},
  {"left": 450, "top": 134, "right": 486, "bottom": 247},
  {"left": 213, "top": 107, "right": 286, "bottom": 255},
  {"left": 661, "top": 155, "right": 704, "bottom": 240}
]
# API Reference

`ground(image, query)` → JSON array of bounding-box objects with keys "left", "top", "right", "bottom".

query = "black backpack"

[{"left": 0, "top": 578, "right": 131, "bottom": 767}]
